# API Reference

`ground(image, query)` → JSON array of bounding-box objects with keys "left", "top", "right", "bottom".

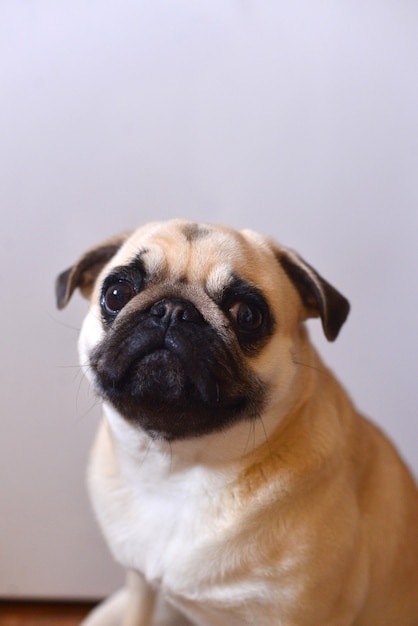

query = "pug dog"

[{"left": 56, "top": 219, "right": 418, "bottom": 626}]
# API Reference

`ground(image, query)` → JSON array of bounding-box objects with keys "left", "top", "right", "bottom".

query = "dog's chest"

[
  {"left": 118, "top": 463, "right": 220, "bottom": 584},
  {"left": 89, "top": 424, "right": 247, "bottom": 601},
  {"left": 88, "top": 418, "right": 308, "bottom": 625}
]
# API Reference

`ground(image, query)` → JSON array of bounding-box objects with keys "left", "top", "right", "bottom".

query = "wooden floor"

[{"left": 0, "top": 601, "right": 96, "bottom": 626}]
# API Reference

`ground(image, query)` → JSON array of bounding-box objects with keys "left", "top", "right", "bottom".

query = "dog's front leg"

[
  {"left": 79, "top": 570, "right": 156, "bottom": 626},
  {"left": 125, "top": 570, "right": 193, "bottom": 626},
  {"left": 122, "top": 569, "right": 156, "bottom": 626}
]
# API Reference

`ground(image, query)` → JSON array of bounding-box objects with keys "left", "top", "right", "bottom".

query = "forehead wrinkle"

[
  {"left": 141, "top": 244, "right": 169, "bottom": 280},
  {"left": 206, "top": 264, "right": 234, "bottom": 298},
  {"left": 115, "top": 221, "right": 258, "bottom": 289},
  {"left": 187, "top": 231, "right": 245, "bottom": 275}
]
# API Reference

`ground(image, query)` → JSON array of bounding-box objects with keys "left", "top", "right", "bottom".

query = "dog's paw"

[{"left": 79, "top": 589, "right": 127, "bottom": 626}]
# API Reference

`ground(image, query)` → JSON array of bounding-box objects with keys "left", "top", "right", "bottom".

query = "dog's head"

[{"left": 56, "top": 219, "right": 349, "bottom": 441}]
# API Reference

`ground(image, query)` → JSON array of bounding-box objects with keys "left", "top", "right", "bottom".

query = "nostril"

[
  {"left": 172, "top": 303, "right": 190, "bottom": 321},
  {"left": 149, "top": 298, "right": 203, "bottom": 325},
  {"left": 150, "top": 301, "right": 168, "bottom": 318}
]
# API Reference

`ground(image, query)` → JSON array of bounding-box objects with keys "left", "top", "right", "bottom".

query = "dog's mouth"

[
  {"left": 89, "top": 307, "right": 266, "bottom": 440},
  {"left": 100, "top": 345, "right": 222, "bottom": 408}
]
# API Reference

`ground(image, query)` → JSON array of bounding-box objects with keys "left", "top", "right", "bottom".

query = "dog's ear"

[
  {"left": 276, "top": 247, "right": 350, "bottom": 341},
  {"left": 55, "top": 232, "right": 131, "bottom": 309}
]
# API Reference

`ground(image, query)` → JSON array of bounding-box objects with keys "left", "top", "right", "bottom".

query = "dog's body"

[{"left": 57, "top": 219, "right": 418, "bottom": 626}]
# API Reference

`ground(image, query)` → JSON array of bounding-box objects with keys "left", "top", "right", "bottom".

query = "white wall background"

[{"left": 0, "top": 0, "right": 417, "bottom": 600}]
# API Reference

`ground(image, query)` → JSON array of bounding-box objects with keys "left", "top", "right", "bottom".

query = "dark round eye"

[
  {"left": 102, "top": 280, "right": 136, "bottom": 314},
  {"left": 228, "top": 301, "right": 263, "bottom": 332}
]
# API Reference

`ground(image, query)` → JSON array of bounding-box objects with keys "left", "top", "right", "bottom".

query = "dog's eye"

[
  {"left": 228, "top": 301, "right": 263, "bottom": 333},
  {"left": 102, "top": 280, "right": 136, "bottom": 315}
]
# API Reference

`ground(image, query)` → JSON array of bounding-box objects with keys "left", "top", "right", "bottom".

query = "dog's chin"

[{"left": 90, "top": 346, "right": 265, "bottom": 441}]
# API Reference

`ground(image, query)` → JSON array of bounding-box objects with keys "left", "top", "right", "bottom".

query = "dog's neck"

[
  {"left": 102, "top": 400, "right": 285, "bottom": 470},
  {"left": 100, "top": 367, "right": 331, "bottom": 475}
]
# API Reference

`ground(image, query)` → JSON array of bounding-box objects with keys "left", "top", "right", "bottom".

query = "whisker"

[
  {"left": 73, "top": 361, "right": 91, "bottom": 385},
  {"left": 258, "top": 415, "right": 272, "bottom": 457},
  {"left": 242, "top": 418, "right": 259, "bottom": 457},
  {"left": 168, "top": 440, "right": 173, "bottom": 474},
  {"left": 74, "top": 397, "right": 101, "bottom": 424},
  {"left": 291, "top": 351, "right": 331, "bottom": 377},
  {"left": 137, "top": 437, "right": 153, "bottom": 470},
  {"left": 242, "top": 420, "right": 254, "bottom": 457},
  {"left": 76, "top": 368, "right": 89, "bottom": 410},
  {"left": 47, "top": 313, "right": 81, "bottom": 333}
]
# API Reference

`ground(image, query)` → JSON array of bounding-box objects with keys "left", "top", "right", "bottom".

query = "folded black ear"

[
  {"left": 55, "top": 232, "right": 131, "bottom": 309},
  {"left": 277, "top": 248, "right": 350, "bottom": 341}
]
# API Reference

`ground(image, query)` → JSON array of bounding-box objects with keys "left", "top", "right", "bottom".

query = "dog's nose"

[{"left": 149, "top": 298, "right": 203, "bottom": 326}]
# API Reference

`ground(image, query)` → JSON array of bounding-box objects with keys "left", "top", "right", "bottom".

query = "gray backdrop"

[{"left": 1, "top": 0, "right": 417, "bottom": 599}]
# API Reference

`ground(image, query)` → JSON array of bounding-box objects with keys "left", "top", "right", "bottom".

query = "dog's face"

[{"left": 56, "top": 219, "right": 349, "bottom": 441}]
